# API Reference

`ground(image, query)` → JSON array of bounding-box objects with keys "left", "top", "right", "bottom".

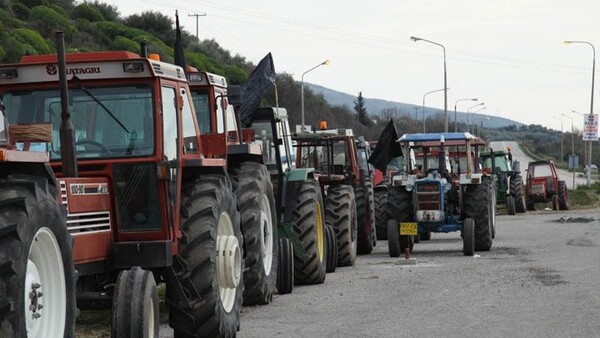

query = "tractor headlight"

[{"left": 405, "top": 184, "right": 413, "bottom": 192}]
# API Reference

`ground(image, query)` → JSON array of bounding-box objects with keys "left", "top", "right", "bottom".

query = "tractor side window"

[
  {"left": 191, "top": 89, "right": 211, "bottom": 134},
  {"left": 180, "top": 87, "right": 198, "bottom": 153},
  {"left": 161, "top": 86, "right": 178, "bottom": 162}
]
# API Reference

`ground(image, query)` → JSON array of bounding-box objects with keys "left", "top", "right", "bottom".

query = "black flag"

[
  {"left": 368, "top": 119, "right": 403, "bottom": 172},
  {"left": 238, "top": 53, "right": 276, "bottom": 127},
  {"left": 174, "top": 11, "right": 186, "bottom": 71}
]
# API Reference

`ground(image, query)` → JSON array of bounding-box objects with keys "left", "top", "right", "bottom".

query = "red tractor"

[
  {"left": 525, "top": 160, "right": 569, "bottom": 210},
  {"left": 0, "top": 35, "right": 244, "bottom": 337}
]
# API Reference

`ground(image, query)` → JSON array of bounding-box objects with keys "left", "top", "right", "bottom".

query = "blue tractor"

[{"left": 386, "top": 132, "right": 495, "bottom": 256}]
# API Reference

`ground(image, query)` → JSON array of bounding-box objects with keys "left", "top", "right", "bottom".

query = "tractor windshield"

[
  {"left": 481, "top": 155, "right": 509, "bottom": 172},
  {"left": 531, "top": 163, "right": 553, "bottom": 178},
  {"left": 2, "top": 85, "right": 154, "bottom": 160}
]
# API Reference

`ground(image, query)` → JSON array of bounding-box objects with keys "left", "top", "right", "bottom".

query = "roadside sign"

[
  {"left": 582, "top": 113, "right": 598, "bottom": 141},
  {"left": 568, "top": 154, "right": 579, "bottom": 169}
]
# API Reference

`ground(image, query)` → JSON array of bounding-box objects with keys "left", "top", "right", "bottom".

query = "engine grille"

[{"left": 415, "top": 182, "right": 441, "bottom": 211}]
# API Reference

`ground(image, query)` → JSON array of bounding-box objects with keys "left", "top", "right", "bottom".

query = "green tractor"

[{"left": 480, "top": 148, "right": 526, "bottom": 215}]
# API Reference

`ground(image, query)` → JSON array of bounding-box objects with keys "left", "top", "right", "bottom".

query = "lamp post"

[
  {"left": 411, "top": 36, "right": 448, "bottom": 132},
  {"left": 301, "top": 59, "right": 330, "bottom": 131},
  {"left": 572, "top": 110, "right": 587, "bottom": 166},
  {"left": 422, "top": 88, "right": 447, "bottom": 133},
  {"left": 562, "top": 113, "right": 576, "bottom": 189},
  {"left": 553, "top": 116, "right": 564, "bottom": 162},
  {"left": 472, "top": 106, "right": 487, "bottom": 134},
  {"left": 478, "top": 116, "right": 490, "bottom": 137},
  {"left": 467, "top": 102, "right": 485, "bottom": 132},
  {"left": 564, "top": 40, "right": 595, "bottom": 186},
  {"left": 454, "top": 98, "right": 478, "bottom": 132}
]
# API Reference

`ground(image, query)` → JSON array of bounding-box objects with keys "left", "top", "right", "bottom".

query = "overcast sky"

[{"left": 98, "top": 0, "right": 600, "bottom": 132}]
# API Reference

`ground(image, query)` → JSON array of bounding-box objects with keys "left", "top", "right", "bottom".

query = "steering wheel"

[{"left": 76, "top": 139, "right": 111, "bottom": 155}]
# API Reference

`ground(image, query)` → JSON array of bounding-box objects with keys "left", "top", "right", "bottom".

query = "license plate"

[{"left": 400, "top": 222, "right": 418, "bottom": 236}]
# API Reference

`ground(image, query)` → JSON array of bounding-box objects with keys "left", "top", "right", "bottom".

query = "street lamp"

[
  {"left": 573, "top": 109, "right": 588, "bottom": 167},
  {"left": 564, "top": 40, "right": 595, "bottom": 186},
  {"left": 562, "top": 113, "right": 576, "bottom": 189},
  {"left": 411, "top": 36, "right": 448, "bottom": 132},
  {"left": 454, "top": 98, "right": 478, "bottom": 132},
  {"left": 467, "top": 102, "right": 485, "bottom": 132},
  {"left": 422, "top": 88, "right": 447, "bottom": 133},
  {"left": 472, "top": 106, "right": 487, "bottom": 134},
  {"left": 301, "top": 59, "right": 330, "bottom": 131},
  {"left": 478, "top": 116, "right": 490, "bottom": 137},
  {"left": 553, "top": 116, "right": 564, "bottom": 162}
]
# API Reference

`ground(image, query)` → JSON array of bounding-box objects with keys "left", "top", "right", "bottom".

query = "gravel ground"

[{"left": 76, "top": 209, "right": 600, "bottom": 337}]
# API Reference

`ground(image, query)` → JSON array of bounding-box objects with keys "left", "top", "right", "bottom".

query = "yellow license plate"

[{"left": 400, "top": 222, "right": 418, "bottom": 236}]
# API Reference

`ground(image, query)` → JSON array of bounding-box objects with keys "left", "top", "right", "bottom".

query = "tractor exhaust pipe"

[{"left": 56, "top": 31, "right": 78, "bottom": 177}]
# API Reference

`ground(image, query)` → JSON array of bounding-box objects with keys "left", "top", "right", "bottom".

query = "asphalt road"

[
  {"left": 489, "top": 140, "right": 589, "bottom": 189},
  {"left": 234, "top": 209, "right": 600, "bottom": 338}
]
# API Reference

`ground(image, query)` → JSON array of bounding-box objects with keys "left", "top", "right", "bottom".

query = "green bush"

[
  {"left": 72, "top": 3, "right": 104, "bottom": 22},
  {"left": 1, "top": 36, "right": 27, "bottom": 62},
  {"left": 12, "top": 28, "right": 52, "bottom": 54},
  {"left": 223, "top": 65, "right": 248, "bottom": 85},
  {"left": 17, "top": 0, "right": 48, "bottom": 8},
  {"left": 0, "top": 46, "right": 5, "bottom": 62},
  {"left": 29, "top": 6, "right": 77, "bottom": 41},
  {"left": 50, "top": 4, "right": 68, "bottom": 18},
  {"left": 11, "top": 2, "right": 30, "bottom": 20},
  {"left": 109, "top": 36, "right": 139, "bottom": 53},
  {"left": 0, "top": 8, "right": 24, "bottom": 29}
]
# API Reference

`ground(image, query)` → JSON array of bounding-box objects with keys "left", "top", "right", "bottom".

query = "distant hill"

[{"left": 307, "top": 83, "right": 523, "bottom": 129}]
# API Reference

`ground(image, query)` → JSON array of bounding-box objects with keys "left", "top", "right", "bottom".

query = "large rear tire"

[
  {"left": 355, "top": 180, "right": 375, "bottom": 255},
  {"left": 465, "top": 179, "right": 493, "bottom": 252},
  {"left": 111, "top": 266, "right": 159, "bottom": 338},
  {"left": 0, "top": 176, "right": 76, "bottom": 338},
  {"left": 230, "top": 162, "right": 278, "bottom": 305},
  {"left": 558, "top": 181, "right": 569, "bottom": 210},
  {"left": 167, "top": 175, "right": 243, "bottom": 338},
  {"left": 325, "top": 185, "right": 358, "bottom": 267},
  {"left": 290, "top": 180, "right": 326, "bottom": 285},
  {"left": 373, "top": 188, "right": 388, "bottom": 240}
]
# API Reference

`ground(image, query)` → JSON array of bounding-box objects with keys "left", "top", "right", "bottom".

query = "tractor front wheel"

[
  {"left": 374, "top": 188, "right": 388, "bottom": 240},
  {"left": 506, "top": 195, "right": 516, "bottom": 215},
  {"left": 325, "top": 223, "right": 338, "bottom": 273},
  {"left": 463, "top": 218, "right": 475, "bottom": 256},
  {"left": 111, "top": 267, "right": 159, "bottom": 338},
  {"left": 276, "top": 238, "right": 293, "bottom": 295}
]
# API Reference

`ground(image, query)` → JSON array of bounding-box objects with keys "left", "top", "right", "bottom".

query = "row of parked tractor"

[
  {"left": 369, "top": 124, "right": 570, "bottom": 258},
  {"left": 0, "top": 34, "right": 386, "bottom": 338},
  {"left": 0, "top": 34, "right": 571, "bottom": 337}
]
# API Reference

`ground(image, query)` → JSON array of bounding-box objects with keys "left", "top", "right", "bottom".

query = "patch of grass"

[{"left": 569, "top": 188, "right": 600, "bottom": 209}]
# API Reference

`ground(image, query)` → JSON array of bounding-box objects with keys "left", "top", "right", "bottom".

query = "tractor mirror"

[{"left": 227, "top": 85, "right": 242, "bottom": 106}]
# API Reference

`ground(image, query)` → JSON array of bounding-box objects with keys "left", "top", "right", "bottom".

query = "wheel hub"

[
  {"left": 217, "top": 235, "right": 241, "bottom": 289},
  {"left": 259, "top": 194, "right": 273, "bottom": 274}
]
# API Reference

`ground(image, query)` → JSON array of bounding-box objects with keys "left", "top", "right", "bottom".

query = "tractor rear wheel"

[
  {"left": 168, "top": 175, "right": 243, "bottom": 338},
  {"left": 463, "top": 218, "right": 475, "bottom": 256},
  {"left": 0, "top": 176, "right": 76, "bottom": 338},
  {"left": 558, "top": 181, "right": 569, "bottom": 210},
  {"left": 512, "top": 174, "right": 527, "bottom": 213},
  {"left": 506, "top": 195, "right": 516, "bottom": 215},
  {"left": 325, "top": 223, "right": 338, "bottom": 273},
  {"left": 355, "top": 180, "right": 374, "bottom": 255},
  {"left": 230, "top": 162, "right": 278, "bottom": 305},
  {"left": 276, "top": 238, "right": 293, "bottom": 295},
  {"left": 290, "top": 180, "right": 326, "bottom": 285},
  {"left": 465, "top": 180, "right": 493, "bottom": 252},
  {"left": 326, "top": 185, "right": 358, "bottom": 267},
  {"left": 111, "top": 267, "right": 158, "bottom": 338},
  {"left": 374, "top": 188, "right": 388, "bottom": 240}
]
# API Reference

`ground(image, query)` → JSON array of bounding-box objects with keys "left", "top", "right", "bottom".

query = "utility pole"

[{"left": 188, "top": 13, "right": 206, "bottom": 40}]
